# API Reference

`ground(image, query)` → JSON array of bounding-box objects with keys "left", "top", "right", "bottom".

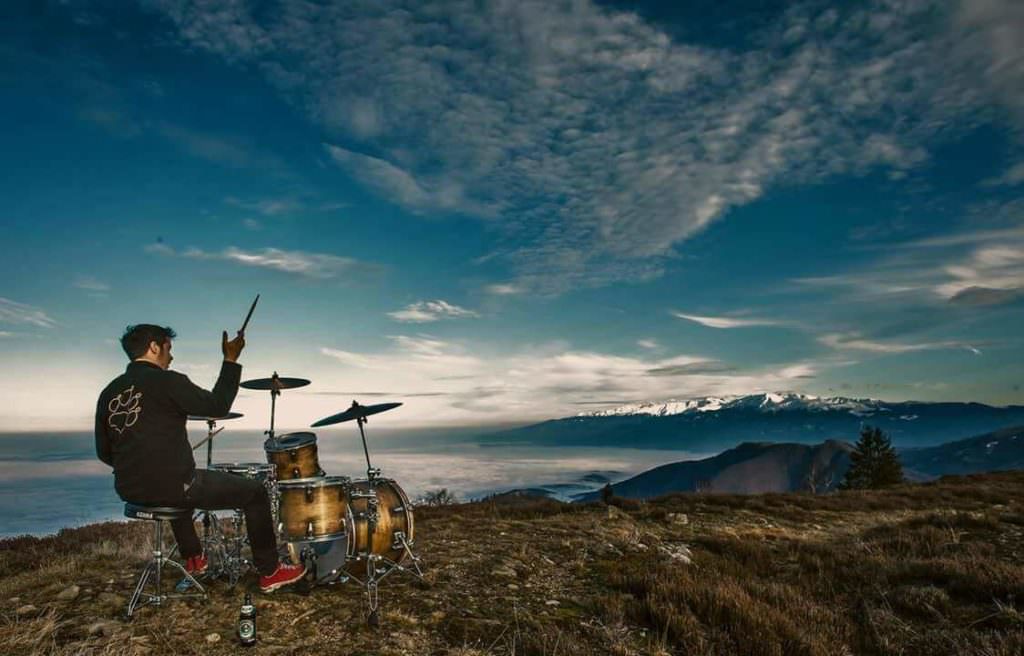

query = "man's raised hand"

[{"left": 222, "top": 330, "right": 246, "bottom": 363}]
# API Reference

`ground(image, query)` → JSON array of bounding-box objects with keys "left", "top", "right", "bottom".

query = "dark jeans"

[{"left": 172, "top": 469, "right": 279, "bottom": 576}]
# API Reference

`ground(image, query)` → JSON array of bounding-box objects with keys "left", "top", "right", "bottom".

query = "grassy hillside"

[{"left": 2, "top": 472, "right": 1024, "bottom": 655}]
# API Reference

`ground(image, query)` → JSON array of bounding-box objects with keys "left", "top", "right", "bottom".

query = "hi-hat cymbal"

[
  {"left": 311, "top": 401, "right": 402, "bottom": 427},
  {"left": 188, "top": 412, "right": 244, "bottom": 421},
  {"left": 240, "top": 376, "right": 311, "bottom": 390}
]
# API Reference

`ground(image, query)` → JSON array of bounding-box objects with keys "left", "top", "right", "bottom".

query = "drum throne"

[{"left": 123, "top": 503, "right": 207, "bottom": 618}]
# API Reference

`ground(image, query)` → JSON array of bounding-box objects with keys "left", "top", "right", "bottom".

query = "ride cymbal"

[
  {"left": 188, "top": 412, "right": 244, "bottom": 421},
  {"left": 240, "top": 376, "right": 311, "bottom": 390},
  {"left": 311, "top": 401, "right": 402, "bottom": 427}
]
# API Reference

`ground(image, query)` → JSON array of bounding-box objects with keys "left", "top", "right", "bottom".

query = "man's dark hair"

[{"left": 120, "top": 324, "right": 177, "bottom": 360}]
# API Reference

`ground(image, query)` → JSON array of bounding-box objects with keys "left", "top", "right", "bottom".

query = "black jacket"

[{"left": 95, "top": 360, "right": 242, "bottom": 504}]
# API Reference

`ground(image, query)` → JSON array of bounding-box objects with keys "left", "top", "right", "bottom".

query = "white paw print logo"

[{"left": 108, "top": 385, "right": 143, "bottom": 434}]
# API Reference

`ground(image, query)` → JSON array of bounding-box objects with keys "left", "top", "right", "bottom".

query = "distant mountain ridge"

[
  {"left": 576, "top": 440, "right": 853, "bottom": 500},
  {"left": 482, "top": 392, "right": 1024, "bottom": 450},
  {"left": 575, "top": 425, "right": 1024, "bottom": 501}
]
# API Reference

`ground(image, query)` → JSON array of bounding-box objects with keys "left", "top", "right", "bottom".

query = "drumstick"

[
  {"left": 239, "top": 294, "right": 260, "bottom": 335},
  {"left": 192, "top": 426, "right": 224, "bottom": 451}
]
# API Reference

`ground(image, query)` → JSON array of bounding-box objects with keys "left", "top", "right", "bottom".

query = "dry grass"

[{"left": 1, "top": 471, "right": 1023, "bottom": 654}]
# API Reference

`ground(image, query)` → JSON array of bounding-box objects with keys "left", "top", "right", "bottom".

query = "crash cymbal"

[
  {"left": 188, "top": 412, "right": 244, "bottom": 421},
  {"left": 311, "top": 401, "right": 402, "bottom": 427},
  {"left": 240, "top": 376, "right": 311, "bottom": 390}
]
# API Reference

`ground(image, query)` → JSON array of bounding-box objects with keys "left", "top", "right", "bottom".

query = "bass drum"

[
  {"left": 286, "top": 536, "right": 351, "bottom": 585},
  {"left": 345, "top": 478, "right": 415, "bottom": 575}
]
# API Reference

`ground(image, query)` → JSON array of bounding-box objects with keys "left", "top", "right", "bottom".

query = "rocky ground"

[{"left": 2, "top": 471, "right": 1024, "bottom": 655}]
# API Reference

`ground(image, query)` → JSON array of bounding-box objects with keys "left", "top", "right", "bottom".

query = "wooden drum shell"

[
  {"left": 277, "top": 477, "right": 352, "bottom": 543},
  {"left": 346, "top": 478, "right": 414, "bottom": 571},
  {"left": 265, "top": 433, "right": 323, "bottom": 481}
]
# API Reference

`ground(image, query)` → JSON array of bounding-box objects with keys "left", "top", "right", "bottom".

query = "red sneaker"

[
  {"left": 185, "top": 553, "right": 208, "bottom": 576},
  {"left": 259, "top": 563, "right": 306, "bottom": 593}
]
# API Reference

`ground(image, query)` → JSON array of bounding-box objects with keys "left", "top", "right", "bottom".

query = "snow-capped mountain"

[
  {"left": 579, "top": 392, "right": 880, "bottom": 418},
  {"left": 482, "top": 393, "right": 1024, "bottom": 450}
]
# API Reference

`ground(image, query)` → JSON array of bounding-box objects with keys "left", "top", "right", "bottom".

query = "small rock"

[
  {"left": 16, "top": 604, "right": 38, "bottom": 616},
  {"left": 205, "top": 633, "right": 221, "bottom": 644},
  {"left": 56, "top": 584, "right": 80, "bottom": 601},
  {"left": 658, "top": 543, "right": 693, "bottom": 565},
  {"left": 490, "top": 566, "right": 517, "bottom": 579},
  {"left": 666, "top": 512, "right": 689, "bottom": 525},
  {"left": 606, "top": 505, "right": 625, "bottom": 519},
  {"left": 8, "top": 597, "right": 20, "bottom": 605},
  {"left": 88, "top": 621, "right": 118, "bottom": 637},
  {"left": 545, "top": 600, "right": 560, "bottom": 606},
  {"left": 507, "top": 584, "right": 519, "bottom": 590}
]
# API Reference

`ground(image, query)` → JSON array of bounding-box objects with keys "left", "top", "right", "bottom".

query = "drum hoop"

[
  {"left": 277, "top": 475, "right": 350, "bottom": 488},
  {"left": 264, "top": 432, "right": 317, "bottom": 451},
  {"left": 210, "top": 462, "right": 275, "bottom": 472},
  {"left": 286, "top": 530, "right": 347, "bottom": 544}
]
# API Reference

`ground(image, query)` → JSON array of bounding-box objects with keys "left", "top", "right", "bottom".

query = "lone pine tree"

[{"left": 840, "top": 425, "right": 904, "bottom": 490}]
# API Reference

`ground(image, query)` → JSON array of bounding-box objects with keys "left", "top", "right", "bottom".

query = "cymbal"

[
  {"left": 311, "top": 401, "right": 402, "bottom": 427},
  {"left": 240, "top": 376, "right": 311, "bottom": 390},
  {"left": 188, "top": 412, "right": 244, "bottom": 421}
]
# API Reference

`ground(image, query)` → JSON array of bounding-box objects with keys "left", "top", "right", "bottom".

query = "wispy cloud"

[
  {"left": 315, "top": 334, "right": 832, "bottom": 421},
  {"left": 484, "top": 283, "right": 524, "bottom": 296},
  {"left": 72, "top": 275, "right": 110, "bottom": 293},
  {"left": 225, "top": 196, "right": 302, "bottom": 216},
  {"left": 146, "top": 243, "right": 378, "bottom": 280},
  {"left": 671, "top": 312, "right": 781, "bottom": 329},
  {"left": 637, "top": 339, "right": 659, "bottom": 350},
  {"left": 147, "top": 0, "right": 1021, "bottom": 294},
  {"left": 387, "top": 300, "right": 479, "bottom": 323},
  {"left": 0, "top": 298, "right": 57, "bottom": 329},
  {"left": 982, "top": 162, "right": 1024, "bottom": 187},
  {"left": 154, "top": 122, "right": 286, "bottom": 171},
  {"left": 818, "top": 332, "right": 980, "bottom": 355}
]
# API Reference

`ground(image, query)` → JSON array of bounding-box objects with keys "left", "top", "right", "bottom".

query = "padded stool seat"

[
  {"left": 123, "top": 503, "right": 205, "bottom": 618},
  {"left": 125, "top": 503, "right": 193, "bottom": 521}
]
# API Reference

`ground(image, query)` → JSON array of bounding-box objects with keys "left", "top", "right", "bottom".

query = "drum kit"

[{"left": 189, "top": 372, "right": 422, "bottom": 625}]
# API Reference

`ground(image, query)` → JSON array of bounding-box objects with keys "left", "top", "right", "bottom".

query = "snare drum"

[
  {"left": 264, "top": 432, "right": 324, "bottom": 481},
  {"left": 208, "top": 462, "right": 276, "bottom": 483},
  {"left": 277, "top": 476, "right": 354, "bottom": 543}
]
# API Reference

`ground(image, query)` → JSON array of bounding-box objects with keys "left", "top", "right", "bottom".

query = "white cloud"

[
  {"left": 671, "top": 312, "right": 781, "bottom": 329},
  {"left": 387, "top": 300, "right": 479, "bottom": 323},
  {"left": 637, "top": 339, "right": 659, "bottom": 350},
  {"left": 147, "top": 0, "right": 1016, "bottom": 294},
  {"left": 242, "top": 218, "right": 262, "bottom": 231},
  {"left": 0, "top": 297, "right": 57, "bottom": 329},
  {"left": 313, "top": 334, "right": 826, "bottom": 422},
  {"left": 147, "top": 243, "right": 376, "bottom": 279}
]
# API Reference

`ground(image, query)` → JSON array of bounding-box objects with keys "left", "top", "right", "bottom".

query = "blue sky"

[{"left": 1, "top": 0, "right": 1022, "bottom": 430}]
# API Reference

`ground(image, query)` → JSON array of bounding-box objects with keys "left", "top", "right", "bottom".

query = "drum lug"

[
  {"left": 306, "top": 521, "right": 315, "bottom": 539},
  {"left": 392, "top": 505, "right": 405, "bottom": 514},
  {"left": 288, "top": 449, "right": 298, "bottom": 462},
  {"left": 305, "top": 485, "right": 314, "bottom": 502},
  {"left": 293, "top": 467, "right": 302, "bottom": 479}
]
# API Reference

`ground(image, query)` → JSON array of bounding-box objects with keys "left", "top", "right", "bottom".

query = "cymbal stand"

[
  {"left": 346, "top": 408, "right": 424, "bottom": 626},
  {"left": 265, "top": 372, "right": 282, "bottom": 447}
]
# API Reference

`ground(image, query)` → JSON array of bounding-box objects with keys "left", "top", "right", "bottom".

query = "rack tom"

[
  {"left": 277, "top": 476, "right": 353, "bottom": 543},
  {"left": 264, "top": 432, "right": 324, "bottom": 481},
  {"left": 345, "top": 478, "right": 415, "bottom": 573}
]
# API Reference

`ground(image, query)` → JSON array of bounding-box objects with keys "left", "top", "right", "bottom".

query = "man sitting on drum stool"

[{"left": 95, "top": 324, "right": 306, "bottom": 593}]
